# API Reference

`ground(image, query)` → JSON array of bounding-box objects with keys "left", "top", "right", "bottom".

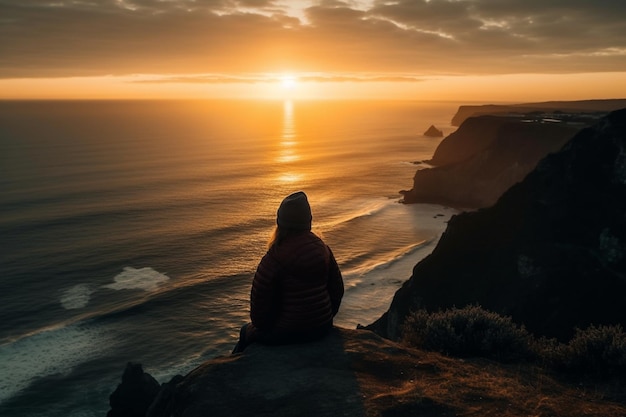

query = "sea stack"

[{"left": 424, "top": 125, "right": 443, "bottom": 137}]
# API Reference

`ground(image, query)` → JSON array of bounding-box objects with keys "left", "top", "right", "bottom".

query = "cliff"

[
  {"left": 451, "top": 99, "right": 626, "bottom": 126},
  {"left": 371, "top": 108, "right": 626, "bottom": 342},
  {"left": 108, "top": 328, "right": 626, "bottom": 417},
  {"left": 401, "top": 116, "right": 580, "bottom": 208},
  {"left": 108, "top": 109, "right": 626, "bottom": 417}
]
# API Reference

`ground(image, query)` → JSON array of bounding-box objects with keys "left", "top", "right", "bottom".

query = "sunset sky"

[{"left": 1, "top": 0, "right": 626, "bottom": 101}]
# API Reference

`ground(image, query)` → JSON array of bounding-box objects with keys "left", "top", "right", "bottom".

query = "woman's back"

[{"left": 252, "top": 231, "right": 336, "bottom": 332}]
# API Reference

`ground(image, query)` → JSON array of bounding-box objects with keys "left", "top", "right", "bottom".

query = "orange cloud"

[
  {"left": 1, "top": 1, "right": 626, "bottom": 99},
  {"left": 1, "top": 0, "right": 625, "bottom": 79}
]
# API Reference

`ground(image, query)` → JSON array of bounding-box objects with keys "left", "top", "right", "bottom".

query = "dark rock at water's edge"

[
  {"left": 451, "top": 99, "right": 626, "bottom": 126},
  {"left": 370, "top": 108, "right": 626, "bottom": 342},
  {"left": 108, "top": 363, "right": 161, "bottom": 417},
  {"left": 401, "top": 115, "right": 581, "bottom": 208},
  {"left": 423, "top": 124, "right": 443, "bottom": 137}
]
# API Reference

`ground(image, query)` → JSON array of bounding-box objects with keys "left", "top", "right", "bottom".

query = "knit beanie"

[{"left": 276, "top": 191, "right": 312, "bottom": 230}]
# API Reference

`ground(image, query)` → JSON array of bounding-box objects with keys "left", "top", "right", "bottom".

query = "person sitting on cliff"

[{"left": 232, "top": 191, "right": 344, "bottom": 353}]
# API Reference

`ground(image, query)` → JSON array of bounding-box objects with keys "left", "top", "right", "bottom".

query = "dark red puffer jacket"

[{"left": 250, "top": 231, "right": 344, "bottom": 334}]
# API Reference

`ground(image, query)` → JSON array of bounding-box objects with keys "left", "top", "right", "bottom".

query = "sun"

[{"left": 280, "top": 75, "right": 297, "bottom": 89}]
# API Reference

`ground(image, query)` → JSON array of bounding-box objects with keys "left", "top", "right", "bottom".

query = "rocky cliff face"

[
  {"left": 430, "top": 116, "right": 519, "bottom": 166},
  {"left": 401, "top": 116, "right": 580, "bottom": 208},
  {"left": 371, "top": 109, "right": 626, "bottom": 342}
]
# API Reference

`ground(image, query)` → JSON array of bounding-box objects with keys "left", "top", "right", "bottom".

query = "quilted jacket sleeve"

[
  {"left": 250, "top": 249, "right": 281, "bottom": 331},
  {"left": 326, "top": 246, "right": 344, "bottom": 317}
]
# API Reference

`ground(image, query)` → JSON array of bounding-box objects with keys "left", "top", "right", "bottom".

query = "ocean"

[{"left": 0, "top": 99, "right": 458, "bottom": 416}]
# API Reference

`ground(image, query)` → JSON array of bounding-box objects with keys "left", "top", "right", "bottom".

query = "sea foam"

[
  {"left": 0, "top": 324, "right": 112, "bottom": 404},
  {"left": 317, "top": 198, "right": 390, "bottom": 230},
  {"left": 60, "top": 284, "right": 94, "bottom": 310},
  {"left": 102, "top": 267, "right": 169, "bottom": 291},
  {"left": 59, "top": 267, "right": 169, "bottom": 310}
]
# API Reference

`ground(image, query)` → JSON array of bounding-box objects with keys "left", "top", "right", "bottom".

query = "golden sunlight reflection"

[
  {"left": 276, "top": 100, "right": 303, "bottom": 176},
  {"left": 277, "top": 172, "right": 304, "bottom": 183},
  {"left": 281, "top": 99, "right": 295, "bottom": 140}
]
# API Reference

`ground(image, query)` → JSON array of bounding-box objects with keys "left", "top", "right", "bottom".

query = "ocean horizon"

[{"left": 1, "top": 99, "right": 459, "bottom": 416}]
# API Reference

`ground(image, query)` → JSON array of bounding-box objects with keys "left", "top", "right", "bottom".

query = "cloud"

[
  {"left": 131, "top": 73, "right": 427, "bottom": 83},
  {"left": 0, "top": 0, "right": 625, "bottom": 78},
  {"left": 298, "top": 74, "right": 427, "bottom": 83}
]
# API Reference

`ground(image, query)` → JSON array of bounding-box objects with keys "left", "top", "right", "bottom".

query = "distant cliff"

[
  {"left": 451, "top": 99, "right": 626, "bottom": 126},
  {"left": 401, "top": 116, "right": 580, "bottom": 208},
  {"left": 371, "top": 108, "right": 626, "bottom": 342}
]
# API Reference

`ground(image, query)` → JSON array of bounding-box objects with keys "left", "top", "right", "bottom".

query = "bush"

[
  {"left": 401, "top": 305, "right": 534, "bottom": 361},
  {"left": 401, "top": 306, "right": 626, "bottom": 378},
  {"left": 543, "top": 324, "right": 626, "bottom": 378}
]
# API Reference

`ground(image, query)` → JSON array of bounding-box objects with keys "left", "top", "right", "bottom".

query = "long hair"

[{"left": 268, "top": 225, "right": 314, "bottom": 249}]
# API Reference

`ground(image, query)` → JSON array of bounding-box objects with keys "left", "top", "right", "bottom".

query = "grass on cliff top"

[
  {"left": 359, "top": 346, "right": 626, "bottom": 417},
  {"left": 364, "top": 305, "right": 626, "bottom": 417}
]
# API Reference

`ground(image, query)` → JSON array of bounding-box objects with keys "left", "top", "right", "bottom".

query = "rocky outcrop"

[
  {"left": 423, "top": 124, "right": 443, "bottom": 137},
  {"left": 451, "top": 99, "right": 626, "bottom": 126},
  {"left": 401, "top": 116, "right": 580, "bottom": 208},
  {"left": 108, "top": 362, "right": 161, "bottom": 417},
  {"left": 146, "top": 328, "right": 366, "bottom": 417},
  {"left": 109, "top": 327, "right": 626, "bottom": 417},
  {"left": 371, "top": 108, "right": 626, "bottom": 342}
]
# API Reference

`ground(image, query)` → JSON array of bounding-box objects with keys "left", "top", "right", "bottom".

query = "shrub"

[
  {"left": 401, "top": 306, "right": 626, "bottom": 378},
  {"left": 543, "top": 324, "right": 626, "bottom": 378},
  {"left": 401, "top": 305, "right": 534, "bottom": 361}
]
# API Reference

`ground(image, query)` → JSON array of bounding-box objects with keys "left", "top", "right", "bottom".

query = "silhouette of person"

[{"left": 232, "top": 191, "right": 344, "bottom": 353}]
